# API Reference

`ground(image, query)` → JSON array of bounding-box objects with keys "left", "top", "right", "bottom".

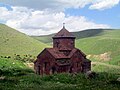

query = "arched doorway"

[{"left": 50, "top": 66, "right": 56, "bottom": 74}]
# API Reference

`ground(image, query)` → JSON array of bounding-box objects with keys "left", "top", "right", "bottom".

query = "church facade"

[{"left": 34, "top": 26, "right": 91, "bottom": 75}]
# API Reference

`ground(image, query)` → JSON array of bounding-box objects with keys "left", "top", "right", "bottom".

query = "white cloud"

[
  {"left": 0, "top": 0, "right": 93, "bottom": 11},
  {"left": 0, "top": 0, "right": 59, "bottom": 10},
  {"left": 0, "top": 6, "right": 110, "bottom": 35},
  {"left": 1, "top": 0, "right": 119, "bottom": 11},
  {"left": 89, "top": 0, "right": 120, "bottom": 10},
  {"left": 56, "top": 0, "right": 93, "bottom": 9}
]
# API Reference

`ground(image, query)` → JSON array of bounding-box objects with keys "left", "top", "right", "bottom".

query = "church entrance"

[{"left": 58, "top": 65, "right": 70, "bottom": 73}]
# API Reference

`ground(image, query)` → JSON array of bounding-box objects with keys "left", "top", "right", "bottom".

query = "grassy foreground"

[{"left": 0, "top": 58, "right": 120, "bottom": 90}]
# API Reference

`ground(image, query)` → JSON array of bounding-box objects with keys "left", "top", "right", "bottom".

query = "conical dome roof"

[{"left": 53, "top": 26, "right": 75, "bottom": 38}]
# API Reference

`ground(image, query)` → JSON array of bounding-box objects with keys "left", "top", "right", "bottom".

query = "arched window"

[
  {"left": 56, "top": 41, "right": 59, "bottom": 47},
  {"left": 69, "top": 66, "right": 73, "bottom": 73},
  {"left": 51, "top": 66, "right": 56, "bottom": 74},
  {"left": 44, "top": 62, "right": 48, "bottom": 70},
  {"left": 37, "top": 65, "right": 40, "bottom": 75}
]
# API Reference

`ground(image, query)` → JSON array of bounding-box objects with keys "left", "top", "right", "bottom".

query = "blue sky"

[
  {"left": 0, "top": 0, "right": 120, "bottom": 35},
  {"left": 0, "top": 2, "right": 12, "bottom": 10},
  {"left": 65, "top": 4, "right": 120, "bottom": 28}
]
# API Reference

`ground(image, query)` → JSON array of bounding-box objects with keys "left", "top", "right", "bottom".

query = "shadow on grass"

[{"left": 0, "top": 68, "right": 34, "bottom": 76}]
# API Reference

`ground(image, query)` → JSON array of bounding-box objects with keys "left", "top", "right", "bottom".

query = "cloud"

[
  {"left": 1, "top": 0, "right": 91, "bottom": 9},
  {"left": 89, "top": 0, "right": 120, "bottom": 10},
  {"left": 0, "top": 0, "right": 93, "bottom": 12},
  {"left": 1, "top": 0, "right": 119, "bottom": 11},
  {"left": 55, "top": 0, "right": 93, "bottom": 9},
  {"left": 0, "top": 6, "right": 110, "bottom": 35},
  {"left": 0, "top": 0, "right": 64, "bottom": 11}
]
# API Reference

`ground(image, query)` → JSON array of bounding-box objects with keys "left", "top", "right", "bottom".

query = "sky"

[{"left": 0, "top": 0, "right": 120, "bottom": 36}]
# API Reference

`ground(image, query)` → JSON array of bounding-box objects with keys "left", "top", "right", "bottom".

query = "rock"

[
  {"left": 85, "top": 71, "right": 97, "bottom": 79},
  {"left": 0, "top": 76, "right": 5, "bottom": 80},
  {"left": 117, "top": 77, "right": 120, "bottom": 82}
]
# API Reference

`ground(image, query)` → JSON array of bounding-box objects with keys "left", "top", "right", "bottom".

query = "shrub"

[
  {"left": 7, "top": 56, "right": 11, "bottom": 59},
  {"left": 13, "top": 54, "right": 36, "bottom": 62},
  {"left": 14, "top": 54, "right": 23, "bottom": 61}
]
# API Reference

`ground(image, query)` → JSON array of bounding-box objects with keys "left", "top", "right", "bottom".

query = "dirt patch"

[
  {"left": 99, "top": 52, "right": 111, "bottom": 61},
  {"left": 87, "top": 52, "right": 111, "bottom": 61},
  {"left": 24, "top": 62, "right": 34, "bottom": 69}
]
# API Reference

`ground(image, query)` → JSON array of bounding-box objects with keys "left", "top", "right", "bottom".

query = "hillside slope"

[
  {"left": 31, "top": 29, "right": 112, "bottom": 44},
  {"left": 0, "top": 24, "right": 48, "bottom": 57},
  {"left": 32, "top": 34, "right": 54, "bottom": 45},
  {"left": 76, "top": 30, "right": 120, "bottom": 65}
]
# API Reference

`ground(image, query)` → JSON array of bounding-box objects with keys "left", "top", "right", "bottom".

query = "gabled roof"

[
  {"left": 46, "top": 48, "right": 68, "bottom": 59},
  {"left": 35, "top": 47, "right": 87, "bottom": 64},
  {"left": 53, "top": 26, "right": 75, "bottom": 38},
  {"left": 44, "top": 48, "right": 85, "bottom": 59}
]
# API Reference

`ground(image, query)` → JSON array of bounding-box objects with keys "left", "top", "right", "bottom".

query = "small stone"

[
  {"left": 117, "top": 77, "right": 120, "bottom": 82},
  {"left": 0, "top": 76, "right": 5, "bottom": 80}
]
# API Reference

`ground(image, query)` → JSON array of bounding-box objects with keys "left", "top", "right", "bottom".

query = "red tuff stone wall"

[
  {"left": 35, "top": 50, "right": 56, "bottom": 75},
  {"left": 53, "top": 38, "right": 75, "bottom": 49},
  {"left": 70, "top": 50, "right": 83, "bottom": 73}
]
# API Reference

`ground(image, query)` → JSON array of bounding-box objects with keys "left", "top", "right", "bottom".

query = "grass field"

[{"left": 0, "top": 58, "right": 120, "bottom": 90}]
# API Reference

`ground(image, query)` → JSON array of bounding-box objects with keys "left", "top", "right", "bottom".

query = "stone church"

[{"left": 34, "top": 25, "right": 91, "bottom": 75}]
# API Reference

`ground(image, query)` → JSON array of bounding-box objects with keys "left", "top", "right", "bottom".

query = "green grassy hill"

[
  {"left": 76, "top": 30, "right": 120, "bottom": 65},
  {"left": 31, "top": 29, "right": 112, "bottom": 44},
  {"left": 32, "top": 29, "right": 120, "bottom": 65},
  {"left": 32, "top": 34, "right": 55, "bottom": 45},
  {"left": 0, "top": 24, "right": 48, "bottom": 58}
]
